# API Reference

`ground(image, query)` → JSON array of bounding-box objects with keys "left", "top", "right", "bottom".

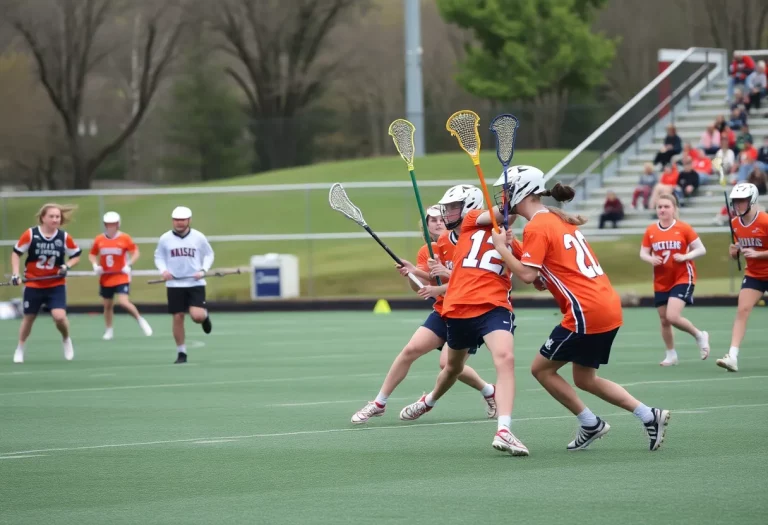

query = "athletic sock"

[
  {"left": 665, "top": 349, "right": 677, "bottom": 361},
  {"left": 576, "top": 408, "right": 599, "bottom": 428},
  {"left": 481, "top": 383, "right": 495, "bottom": 397},
  {"left": 424, "top": 392, "right": 436, "bottom": 407},
  {"left": 374, "top": 392, "right": 388, "bottom": 407},
  {"left": 177, "top": 344, "right": 187, "bottom": 355},
  {"left": 497, "top": 415, "right": 512, "bottom": 431},
  {"left": 729, "top": 346, "right": 740, "bottom": 358},
  {"left": 633, "top": 403, "right": 654, "bottom": 424}
]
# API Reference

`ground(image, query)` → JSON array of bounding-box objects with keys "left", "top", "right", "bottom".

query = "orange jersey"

[
  {"left": 441, "top": 210, "right": 521, "bottom": 319},
  {"left": 13, "top": 227, "right": 81, "bottom": 289},
  {"left": 520, "top": 210, "right": 622, "bottom": 334},
  {"left": 90, "top": 232, "right": 137, "bottom": 287},
  {"left": 732, "top": 211, "right": 768, "bottom": 280},
  {"left": 641, "top": 220, "right": 699, "bottom": 292}
]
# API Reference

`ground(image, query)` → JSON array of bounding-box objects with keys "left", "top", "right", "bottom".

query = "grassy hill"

[{"left": 0, "top": 149, "right": 745, "bottom": 303}]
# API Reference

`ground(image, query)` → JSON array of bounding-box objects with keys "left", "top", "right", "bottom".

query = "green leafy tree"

[
  {"left": 435, "top": 0, "right": 618, "bottom": 102},
  {"left": 163, "top": 56, "right": 251, "bottom": 182}
]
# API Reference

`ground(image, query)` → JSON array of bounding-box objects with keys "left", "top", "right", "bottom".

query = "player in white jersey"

[{"left": 154, "top": 206, "right": 214, "bottom": 363}]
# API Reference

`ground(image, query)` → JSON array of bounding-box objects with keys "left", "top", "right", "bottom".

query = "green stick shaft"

[{"left": 409, "top": 169, "right": 442, "bottom": 286}]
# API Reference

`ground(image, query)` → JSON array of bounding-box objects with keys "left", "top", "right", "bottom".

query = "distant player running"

[
  {"left": 351, "top": 202, "right": 497, "bottom": 424},
  {"left": 490, "top": 165, "right": 670, "bottom": 452},
  {"left": 640, "top": 194, "right": 709, "bottom": 366},
  {"left": 717, "top": 183, "right": 768, "bottom": 372},
  {"left": 89, "top": 211, "right": 153, "bottom": 340},
  {"left": 154, "top": 206, "right": 214, "bottom": 364},
  {"left": 399, "top": 185, "right": 529, "bottom": 456},
  {"left": 10, "top": 203, "right": 81, "bottom": 363}
]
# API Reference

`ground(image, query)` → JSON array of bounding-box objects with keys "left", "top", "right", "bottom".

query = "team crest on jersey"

[{"left": 54, "top": 239, "right": 63, "bottom": 247}]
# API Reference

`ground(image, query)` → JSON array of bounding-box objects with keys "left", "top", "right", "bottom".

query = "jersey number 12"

[
  {"left": 564, "top": 231, "right": 603, "bottom": 278},
  {"left": 462, "top": 231, "right": 504, "bottom": 275}
]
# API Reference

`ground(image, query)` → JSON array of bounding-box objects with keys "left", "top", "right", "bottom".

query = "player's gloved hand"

[
  {"left": 121, "top": 265, "right": 131, "bottom": 275},
  {"left": 58, "top": 264, "right": 69, "bottom": 276},
  {"left": 93, "top": 264, "right": 103, "bottom": 275},
  {"left": 10, "top": 274, "right": 20, "bottom": 286},
  {"left": 533, "top": 276, "right": 548, "bottom": 291},
  {"left": 162, "top": 270, "right": 174, "bottom": 281}
]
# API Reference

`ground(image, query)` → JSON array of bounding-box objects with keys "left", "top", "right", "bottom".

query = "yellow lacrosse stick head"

[
  {"left": 446, "top": 110, "right": 481, "bottom": 165},
  {"left": 388, "top": 119, "right": 416, "bottom": 171}
]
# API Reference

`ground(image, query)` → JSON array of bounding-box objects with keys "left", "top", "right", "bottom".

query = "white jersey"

[{"left": 154, "top": 228, "right": 214, "bottom": 288}]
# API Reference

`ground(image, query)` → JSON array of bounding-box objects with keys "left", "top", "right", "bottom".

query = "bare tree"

[
  {"left": 7, "top": 0, "right": 185, "bottom": 188},
  {"left": 204, "top": 0, "right": 368, "bottom": 172},
  {"left": 694, "top": 0, "right": 768, "bottom": 52}
]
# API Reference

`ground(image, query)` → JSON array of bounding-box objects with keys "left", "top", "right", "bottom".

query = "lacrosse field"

[{"left": 1, "top": 308, "right": 766, "bottom": 524}]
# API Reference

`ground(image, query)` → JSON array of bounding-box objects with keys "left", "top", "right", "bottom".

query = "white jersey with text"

[{"left": 154, "top": 228, "right": 214, "bottom": 288}]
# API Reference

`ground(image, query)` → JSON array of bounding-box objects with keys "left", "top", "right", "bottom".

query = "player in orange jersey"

[
  {"left": 88, "top": 212, "right": 153, "bottom": 341},
  {"left": 717, "top": 183, "right": 768, "bottom": 372},
  {"left": 10, "top": 203, "right": 81, "bottom": 364},
  {"left": 640, "top": 194, "right": 709, "bottom": 366},
  {"left": 398, "top": 185, "right": 530, "bottom": 456},
  {"left": 490, "top": 165, "right": 670, "bottom": 452},
  {"left": 351, "top": 203, "right": 498, "bottom": 424}
]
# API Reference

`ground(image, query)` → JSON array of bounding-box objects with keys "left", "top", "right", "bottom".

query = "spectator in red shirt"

[
  {"left": 728, "top": 52, "right": 755, "bottom": 103},
  {"left": 599, "top": 191, "right": 624, "bottom": 229},
  {"left": 736, "top": 137, "right": 758, "bottom": 182},
  {"left": 650, "top": 163, "right": 679, "bottom": 209}
]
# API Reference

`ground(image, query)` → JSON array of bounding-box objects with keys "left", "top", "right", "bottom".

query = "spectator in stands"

[
  {"left": 649, "top": 163, "right": 679, "bottom": 210},
  {"left": 745, "top": 61, "right": 767, "bottom": 112},
  {"left": 728, "top": 51, "right": 755, "bottom": 103},
  {"left": 676, "top": 157, "right": 700, "bottom": 204},
  {"left": 632, "top": 162, "right": 657, "bottom": 210},
  {"left": 599, "top": 191, "right": 624, "bottom": 229},
  {"left": 714, "top": 115, "right": 726, "bottom": 133},
  {"left": 736, "top": 124, "right": 754, "bottom": 152},
  {"left": 715, "top": 136, "right": 736, "bottom": 174},
  {"left": 735, "top": 137, "right": 758, "bottom": 183},
  {"left": 728, "top": 106, "right": 746, "bottom": 131},
  {"left": 722, "top": 124, "right": 737, "bottom": 153},
  {"left": 698, "top": 124, "right": 721, "bottom": 155},
  {"left": 748, "top": 167, "right": 767, "bottom": 195},
  {"left": 653, "top": 124, "right": 682, "bottom": 167},
  {"left": 758, "top": 136, "right": 768, "bottom": 170}
]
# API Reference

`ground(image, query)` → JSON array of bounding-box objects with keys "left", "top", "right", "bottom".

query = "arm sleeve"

[
  {"left": 520, "top": 225, "right": 548, "bottom": 268},
  {"left": 200, "top": 235, "right": 214, "bottom": 272},
  {"left": 154, "top": 236, "right": 168, "bottom": 272},
  {"left": 13, "top": 229, "right": 31, "bottom": 255},
  {"left": 65, "top": 234, "right": 82, "bottom": 257},
  {"left": 686, "top": 238, "right": 706, "bottom": 259}
]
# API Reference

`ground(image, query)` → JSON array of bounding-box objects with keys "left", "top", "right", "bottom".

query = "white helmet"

[
  {"left": 102, "top": 211, "right": 120, "bottom": 224},
  {"left": 729, "top": 183, "right": 759, "bottom": 217},
  {"left": 438, "top": 185, "right": 484, "bottom": 229},
  {"left": 493, "top": 165, "right": 547, "bottom": 211},
  {"left": 171, "top": 206, "right": 192, "bottom": 220}
]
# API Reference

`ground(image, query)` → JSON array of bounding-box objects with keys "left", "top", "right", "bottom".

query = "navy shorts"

[
  {"left": 100, "top": 284, "right": 130, "bottom": 299},
  {"left": 23, "top": 285, "right": 66, "bottom": 315},
  {"left": 540, "top": 324, "right": 619, "bottom": 369},
  {"left": 422, "top": 311, "right": 477, "bottom": 355},
  {"left": 444, "top": 307, "right": 515, "bottom": 351},
  {"left": 654, "top": 283, "right": 694, "bottom": 307},
  {"left": 741, "top": 276, "right": 768, "bottom": 294}
]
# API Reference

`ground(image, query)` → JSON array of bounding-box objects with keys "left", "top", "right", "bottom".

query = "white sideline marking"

[
  {"left": 1, "top": 402, "right": 766, "bottom": 458},
  {"left": 0, "top": 454, "right": 47, "bottom": 460},
  {"left": 89, "top": 373, "right": 116, "bottom": 378},
  {"left": 193, "top": 439, "right": 240, "bottom": 444}
]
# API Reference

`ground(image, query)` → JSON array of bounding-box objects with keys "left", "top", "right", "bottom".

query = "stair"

[{"left": 573, "top": 79, "right": 766, "bottom": 236}]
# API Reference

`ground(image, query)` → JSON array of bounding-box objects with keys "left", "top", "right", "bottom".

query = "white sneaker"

[
  {"left": 138, "top": 317, "right": 153, "bottom": 336},
  {"left": 716, "top": 354, "right": 738, "bottom": 372},
  {"left": 351, "top": 401, "right": 385, "bottom": 424},
  {"left": 697, "top": 331, "right": 710, "bottom": 360},
  {"left": 484, "top": 390, "right": 497, "bottom": 419},
  {"left": 659, "top": 356, "right": 679, "bottom": 366},
  {"left": 13, "top": 348, "right": 24, "bottom": 364},
  {"left": 62, "top": 338, "right": 74, "bottom": 361},
  {"left": 492, "top": 428, "right": 529, "bottom": 456},
  {"left": 103, "top": 327, "right": 114, "bottom": 341},
  {"left": 399, "top": 394, "right": 433, "bottom": 421}
]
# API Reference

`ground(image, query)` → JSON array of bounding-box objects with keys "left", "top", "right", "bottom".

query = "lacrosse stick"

[
  {"left": 712, "top": 156, "right": 727, "bottom": 187},
  {"left": 388, "top": 118, "right": 441, "bottom": 286},
  {"left": 723, "top": 190, "right": 742, "bottom": 271},
  {"left": 329, "top": 183, "right": 425, "bottom": 289},
  {"left": 0, "top": 273, "right": 67, "bottom": 286},
  {"left": 446, "top": 110, "right": 499, "bottom": 232},
  {"left": 489, "top": 114, "right": 520, "bottom": 227},
  {"left": 148, "top": 268, "right": 242, "bottom": 285}
]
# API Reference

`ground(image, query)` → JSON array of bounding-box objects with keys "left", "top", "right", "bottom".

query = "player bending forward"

[
  {"left": 89, "top": 211, "right": 152, "bottom": 340},
  {"left": 154, "top": 206, "right": 214, "bottom": 364},
  {"left": 718, "top": 183, "right": 768, "bottom": 372},
  {"left": 11, "top": 203, "right": 81, "bottom": 363},
  {"left": 490, "top": 165, "right": 670, "bottom": 452}
]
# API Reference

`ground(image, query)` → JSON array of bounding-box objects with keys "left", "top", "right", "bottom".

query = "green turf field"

[{"left": 1, "top": 308, "right": 766, "bottom": 524}]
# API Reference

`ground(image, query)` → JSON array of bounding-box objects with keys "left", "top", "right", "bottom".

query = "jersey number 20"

[
  {"left": 462, "top": 231, "right": 504, "bottom": 275},
  {"left": 564, "top": 231, "right": 603, "bottom": 278}
]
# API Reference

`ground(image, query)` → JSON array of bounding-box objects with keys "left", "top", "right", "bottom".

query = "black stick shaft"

[
  {"left": 364, "top": 226, "right": 404, "bottom": 265},
  {"left": 724, "top": 191, "right": 742, "bottom": 271}
]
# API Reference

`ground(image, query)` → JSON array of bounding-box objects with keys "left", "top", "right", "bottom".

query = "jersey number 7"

[{"left": 564, "top": 231, "right": 603, "bottom": 278}]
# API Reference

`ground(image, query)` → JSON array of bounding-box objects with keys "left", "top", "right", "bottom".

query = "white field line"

[{"left": 1, "top": 402, "right": 766, "bottom": 458}]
